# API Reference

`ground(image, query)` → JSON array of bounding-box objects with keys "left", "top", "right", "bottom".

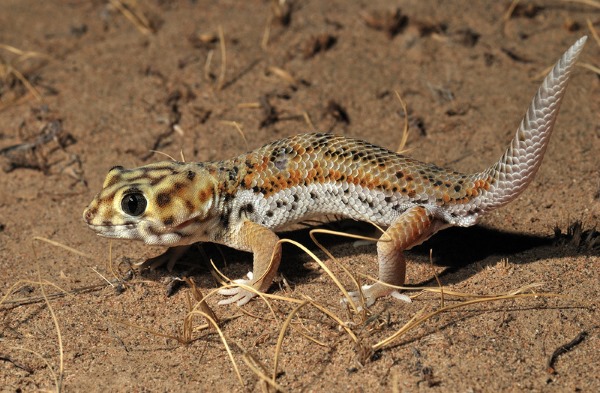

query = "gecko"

[{"left": 83, "top": 37, "right": 587, "bottom": 307}]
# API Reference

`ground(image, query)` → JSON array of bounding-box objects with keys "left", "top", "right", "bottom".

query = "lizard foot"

[
  {"left": 135, "top": 245, "right": 191, "bottom": 271},
  {"left": 217, "top": 272, "right": 258, "bottom": 306},
  {"left": 344, "top": 283, "right": 411, "bottom": 309}
]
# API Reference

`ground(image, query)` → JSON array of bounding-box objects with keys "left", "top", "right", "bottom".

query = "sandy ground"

[{"left": 1, "top": 0, "right": 599, "bottom": 391}]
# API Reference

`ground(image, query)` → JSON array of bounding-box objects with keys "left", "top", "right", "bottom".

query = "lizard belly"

[{"left": 231, "top": 185, "right": 422, "bottom": 231}]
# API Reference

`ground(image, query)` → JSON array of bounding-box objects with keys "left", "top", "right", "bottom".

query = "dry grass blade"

[
  {"left": 303, "top": 111, "right": 316, "bottom": 131},
  {"left": 0, "top": 44, "right": 49, "bottom": 103},
  {"left": 243, "top": 352, "right": 287, "bottom": 392},
  {"left": 372, "top": 290, "right": 562, "bottom": 350},
  {"left": 6, "top": 346, "right": 59, "bottom": 389},
  {"left": 261, "top": 12, "right": 273, "bottom": 50},
  {"left": 0, "top": 279, "right": 70, "bottom": 309},
  {"left": 562, "top": 0, "right": 600, "bottom": 9},
  {"left": 394, "top": 91, "right": 410, "bottom": 153},
  {"left": 33, "top": 236, "right": 96, "bottom": 260},
  {"left": 503, "top": 0, "right": 520, "bottom": 21},
  {"left": 272, "top": 297, "right": 359, "bottom": 383},
  {"left": 268, "top": 66, "right": 298, "bottom": 86},
  {"left": 237, "top": 102, "right": 261, "bottom": 109},
  {"left": 188, "top": 310, "right": 244, "bottom": 387},
  {"left": 204, "top": 49, "right": 214, "bottom": 81},
  {"left": 218, "top": 120, "right": 249, "bottom": 150},
  {"left": 272, "top": 300, "right": 309, "bottom": 381},
  {"left": 587, "top": 19, "right": 600, "bottom": 47},
  {"left": 578, "top": 62, "right": 600, "bottom": 75},
  {"left": 38, "top": 269, "right": 64, "bottom": 392},
  {"left": 279, "top": 238, "right": 360, "bottom": 313},
  {"left": 428, "top": 249, "right": 444, "bottom": 307},
  {"left": 109, "top": 0, "right": 153, "bottom": 35},
  {"left": 217, "top": 25, "right": 227, "bottom": 90},
  {"left": 147, "top": 150, "right": 178, "bottom": 161},
  {"left": 185, "top": 277, "right": 219, "bottom": 326},
  {"left": 305, "top": 298, "right": 358, "bottom": 342},
  {"left": 289, "top": 324, "right": 328, "bottom": 347},
  {"left": 1, "top": 277, "right": 70, "bottom": 390}
]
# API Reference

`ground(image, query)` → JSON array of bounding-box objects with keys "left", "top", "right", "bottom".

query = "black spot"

[
  {"left": 147, "top": 225, "right": 161, "bottom": 236},
  {"left": 433, "top": 180, "right": 443, "bottom": 186},
  {"left": 163, "top": 216, "right": 175, "bottom": 226},
  {"left": 156, "top": 193, "right": 171, "bottom": 207},
  {"left": 266, "top": 211, "right": 274, "bottom": 217},
  {"left": 384, "top": 196, "right": 392, "bottom": 203},
  {"left": 173, "top": 182, "right": 185, "bottom": 190},
  {"left": 228, "top": 167, "right": 239, "bottom": 181},
  {"left": 238, "top": 203, "right": 255, "bottom": 218},
  {"left": 293, "top": 194, "right": 299, "bottom": 202},
  {"left": 454, "top": 185, "right": 461, "bottom": 192},
  {"left": 310, "top": 192, "right": 317, "bottom": 199},
  {"left": 395, "top": 171, "right": 404, "bottom": 179},
  {"left": 150, "top": 177, "right": 164, "bottom": 186},
  {"left": 220, "top": 213, "right": 230, "bottom": 229},
  {"left": 187, "top": 171, "right": 196, "bottom": 180}
]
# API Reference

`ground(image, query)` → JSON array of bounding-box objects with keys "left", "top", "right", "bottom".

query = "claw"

[
  {"left": 343, "top": 283, "right": 410, "bottom": 309},
  {"left": 217, "top": 272, "right": 257, "bottom": 306},
  {"left": 135, "top": 245, "right": 191, "bottom": 271}
]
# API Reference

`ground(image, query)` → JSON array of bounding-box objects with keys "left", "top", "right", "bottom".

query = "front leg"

[
  {"left": 135, "top": 245, "right": 192, "bottom": 271},
  {"left": 349, "top": 205, "right": 438, "bottom": 307},
  {"left": 218, "top": 220, "right": 282, "bottom": 306}
]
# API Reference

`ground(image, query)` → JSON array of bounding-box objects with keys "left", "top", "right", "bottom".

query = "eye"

[{"left": 121, "top": 193, "right": 147, "bottom": 216}]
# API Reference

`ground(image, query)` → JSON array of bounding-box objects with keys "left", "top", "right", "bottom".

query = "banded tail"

[{"left": 475, "top": 36, "right": 587, "bottom": 213}]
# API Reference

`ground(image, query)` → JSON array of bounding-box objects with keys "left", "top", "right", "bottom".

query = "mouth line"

[
  {"left": 173, "top": 217, "right": 197, "bottom": 230},
  {"left": 86, "top": 223, "right": 136, "bottom": 231}
]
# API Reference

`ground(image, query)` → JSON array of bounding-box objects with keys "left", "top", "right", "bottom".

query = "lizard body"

[{"left": 84, "top": 37, "right": 587, "bottom": 306}]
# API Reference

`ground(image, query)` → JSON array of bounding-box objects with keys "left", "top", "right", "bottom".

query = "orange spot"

[
  {"left": 244, "top": 174, "right": 254, "bottom": 188},
  {"left": 198, "top": 189, "right": 211, "bottom": 203}
]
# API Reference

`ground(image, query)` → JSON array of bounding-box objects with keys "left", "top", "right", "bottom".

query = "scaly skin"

[{"left": 84, "top": 37, "right": 587, "bottom": 307}]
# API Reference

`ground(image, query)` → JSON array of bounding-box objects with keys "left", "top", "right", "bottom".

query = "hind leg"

[{"left": 349, "top": 206, "right": 437, "bottom": 307}]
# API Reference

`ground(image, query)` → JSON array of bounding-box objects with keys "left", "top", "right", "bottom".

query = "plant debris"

[
  {"left": 302, "top": 34, "right": 337, "bottom": 59},
  {"left": 360, "top": 8, "right": 408, "bottom": 38},
  {"left": 0, "top": 120, "right": 75, "bottom": 173}
]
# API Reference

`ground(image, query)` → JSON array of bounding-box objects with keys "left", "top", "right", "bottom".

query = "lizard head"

[{"left": 83, "top": 162, "right": 218, "bottom": 245}]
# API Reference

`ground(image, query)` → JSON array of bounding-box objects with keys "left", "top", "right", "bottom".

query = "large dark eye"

[{"left": 121, "top": 193, "right": 147, "bottom": 216}]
